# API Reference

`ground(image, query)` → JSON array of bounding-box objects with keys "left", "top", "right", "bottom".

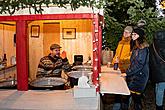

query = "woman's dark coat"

[{"left": 126, "top": 43, "right": 149, "bottom": 93}]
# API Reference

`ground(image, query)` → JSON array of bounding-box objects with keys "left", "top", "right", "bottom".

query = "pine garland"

[{"left": 0, "top": 0, "right": 98, "bottom": 15}]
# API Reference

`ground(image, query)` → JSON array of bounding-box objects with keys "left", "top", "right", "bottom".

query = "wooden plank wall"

[
  {"left": 0, "top": 23, "right": 16, "bottom": 80},
  {"left": 28, "top": 20, "right": 92, "bottom": 80},
  {"left": 0, "top": 20, "right": 93, "bottom": 81},
  {"left": 60, "top": 19, "right": 92, "bottom": 64},
  {"left": 0, "top": 23, "right": 16, "bottom": 66},
  {"left": 28, "top": 21, "right": 44, "bottom": 81}
]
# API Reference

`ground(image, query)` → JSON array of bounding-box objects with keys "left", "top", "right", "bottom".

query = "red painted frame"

[
  {"left": 0, "top": 13, "right": 102, "bottom": 91},
  {"left": 0, "top": 13, "right": 94, "bottom": 21}
]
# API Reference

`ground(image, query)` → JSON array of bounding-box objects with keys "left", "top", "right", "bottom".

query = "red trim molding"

[
  {"left": 0, "top": 13, "right": 94, "bottom": 21},
  {"left": 98, "top": 26, "right": 102, "bottom": 73},
  {"left": 92, "top": 13, "right": 99, "bottom": 91}
]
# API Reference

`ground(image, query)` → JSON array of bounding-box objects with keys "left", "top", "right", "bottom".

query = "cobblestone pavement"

[{"left": 101, "top": 81, "right": 160, "bottom": 110}]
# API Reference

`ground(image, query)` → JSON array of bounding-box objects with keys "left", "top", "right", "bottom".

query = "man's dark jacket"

[{"left": 150, "top": 30, "right": 165, "bottom": 83}]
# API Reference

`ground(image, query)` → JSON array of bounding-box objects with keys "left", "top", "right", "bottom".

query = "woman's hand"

[{"left": 121, "top": 73, "right": 127, "bottom": 80}]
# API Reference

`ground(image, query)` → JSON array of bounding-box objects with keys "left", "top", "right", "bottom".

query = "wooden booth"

[{"left": 0, "top": 6, "right": 103, "bottom": 91}]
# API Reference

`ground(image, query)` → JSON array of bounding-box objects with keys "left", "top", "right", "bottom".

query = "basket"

[{"left": 102, "top": 47, "right": 113, "bottom": 65}]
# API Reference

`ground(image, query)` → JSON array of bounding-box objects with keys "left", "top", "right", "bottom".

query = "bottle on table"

[
  {"left": 3, "top": 54, "right": 7, "bottom": 67},
  {"left": 114, "top": 56, "right": 119, "bottom": 70}
]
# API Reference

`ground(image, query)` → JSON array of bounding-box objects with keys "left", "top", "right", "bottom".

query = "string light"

[
  {"left": 95, "top": 30, "right": 98, "bottom": 32},
  {"left": 95, "top": 58, "right": 98, "bottom": 61},
  {"left": 94, "top": 84, "right": 99, "bottom": 88},
  {"left": 94, "top": 67, "right": 97, "bottom": 70},
  {"left": 93, "top": 48, "right": 97, "bottom": 51}
]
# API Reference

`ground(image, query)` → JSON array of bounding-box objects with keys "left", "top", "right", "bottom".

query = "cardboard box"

[{"left": 73, "top": 86, "right": 96, "bottom": 98}]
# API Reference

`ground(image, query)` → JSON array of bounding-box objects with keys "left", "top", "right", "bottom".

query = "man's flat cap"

[{"left": 50, "top": 44, "right": 61, "bottom": 50}]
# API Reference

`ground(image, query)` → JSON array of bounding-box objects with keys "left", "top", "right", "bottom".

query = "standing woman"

[{"left": 122, "top": 28, "right": 149, "bottom": 110}]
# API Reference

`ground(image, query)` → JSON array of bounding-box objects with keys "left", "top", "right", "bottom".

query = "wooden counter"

[
  {"left": 0, "top": 64, "right": 16, "bottom": 81},
  {"left": 0, "top": 64, "right": 16, "bottom": 72},
  {"left": 0, "top": 89, "right": 100, "bottom": 110},
  {"left": 100, "top": 66, "right": 130, "bottom": 95}
]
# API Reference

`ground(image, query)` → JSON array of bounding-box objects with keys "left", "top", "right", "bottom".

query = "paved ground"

[{"left": 101, "top": 81, "right": 158, "bottom": 110}]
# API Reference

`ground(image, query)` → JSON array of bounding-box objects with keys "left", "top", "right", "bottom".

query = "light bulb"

[{"left": 95, "top": 58, "right": 98, "bottom": 61}]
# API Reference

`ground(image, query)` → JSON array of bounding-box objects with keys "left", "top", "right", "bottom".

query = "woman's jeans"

[{"left": 155, "top": 82, "right": 165, "bottom": 106}]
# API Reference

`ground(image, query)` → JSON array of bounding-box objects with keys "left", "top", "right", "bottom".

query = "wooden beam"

[
  {"left": 0, "top": 13, "right": 94, "bottom": 21},
  {"left": 92, "top": 13, "right": 99, "bottom": 91},
  {"left": 16, "top": 20, "right": 28, "bottom": 91},
  {"left": 98, "top": 25, "right": 102, "bottom": 73}
]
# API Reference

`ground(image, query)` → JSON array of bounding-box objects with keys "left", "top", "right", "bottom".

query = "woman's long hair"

[{"left": 130, "top": 28, "right": 147, "bottom": 50}]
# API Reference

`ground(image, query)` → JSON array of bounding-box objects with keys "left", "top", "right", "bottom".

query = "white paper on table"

[{"left": 100, "top": 72, "right": 130, "bottom": 95}]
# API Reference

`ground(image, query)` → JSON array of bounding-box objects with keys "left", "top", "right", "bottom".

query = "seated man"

[{"left": 36, "top": 43, "right": 71, "bottom": 78}]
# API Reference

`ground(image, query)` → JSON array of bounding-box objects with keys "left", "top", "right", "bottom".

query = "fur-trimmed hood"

[{"left": 140, "top": 41, "right": 149, "bottom": 49}]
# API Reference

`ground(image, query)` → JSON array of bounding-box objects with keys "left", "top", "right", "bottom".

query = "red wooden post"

[
  {"left": 98, "top": 25, "right": 102, "bottom": 73},
  {"left": 16, "top": 20, "right": 28, "bottom": 91},
  {"left": 92, "top": 14, "right": 99, "bottom": 91}
]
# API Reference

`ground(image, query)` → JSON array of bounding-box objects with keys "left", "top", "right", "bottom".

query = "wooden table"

[
  {"left": 0, "top": 64, "right": 16, "bottom": 71},
  {"left": 100, "top": 66, "right": 130, "bottom": 95},
  {"left": 0, "top": 64, "right": 16, "bottom": 81},
  {"left": 0, "top": 89, "right": 100, "bottom": 110}
]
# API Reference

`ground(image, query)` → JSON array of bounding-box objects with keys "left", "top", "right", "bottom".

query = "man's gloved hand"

[{"left": 61, "top": 51, "right": 67, "bottom": 59}]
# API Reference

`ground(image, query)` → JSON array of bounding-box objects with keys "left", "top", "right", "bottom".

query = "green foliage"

[
  {"left": 104, "top": 8, "right": 124, "bottom": 50},
  {"left": 103, "top": 0, "right": 132, "bottom": 50},
  {"left": 104, "top": 0, "right": 165, "bottom": 50},
  {"left": 0, "top": 0, "right": 97, "bottom": 15},
  {"left": 126, "top": 0, "right": 165, "bottom": 44},
  {"left": 1, "top": 0, "right": 165, "bottom": 49}
]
